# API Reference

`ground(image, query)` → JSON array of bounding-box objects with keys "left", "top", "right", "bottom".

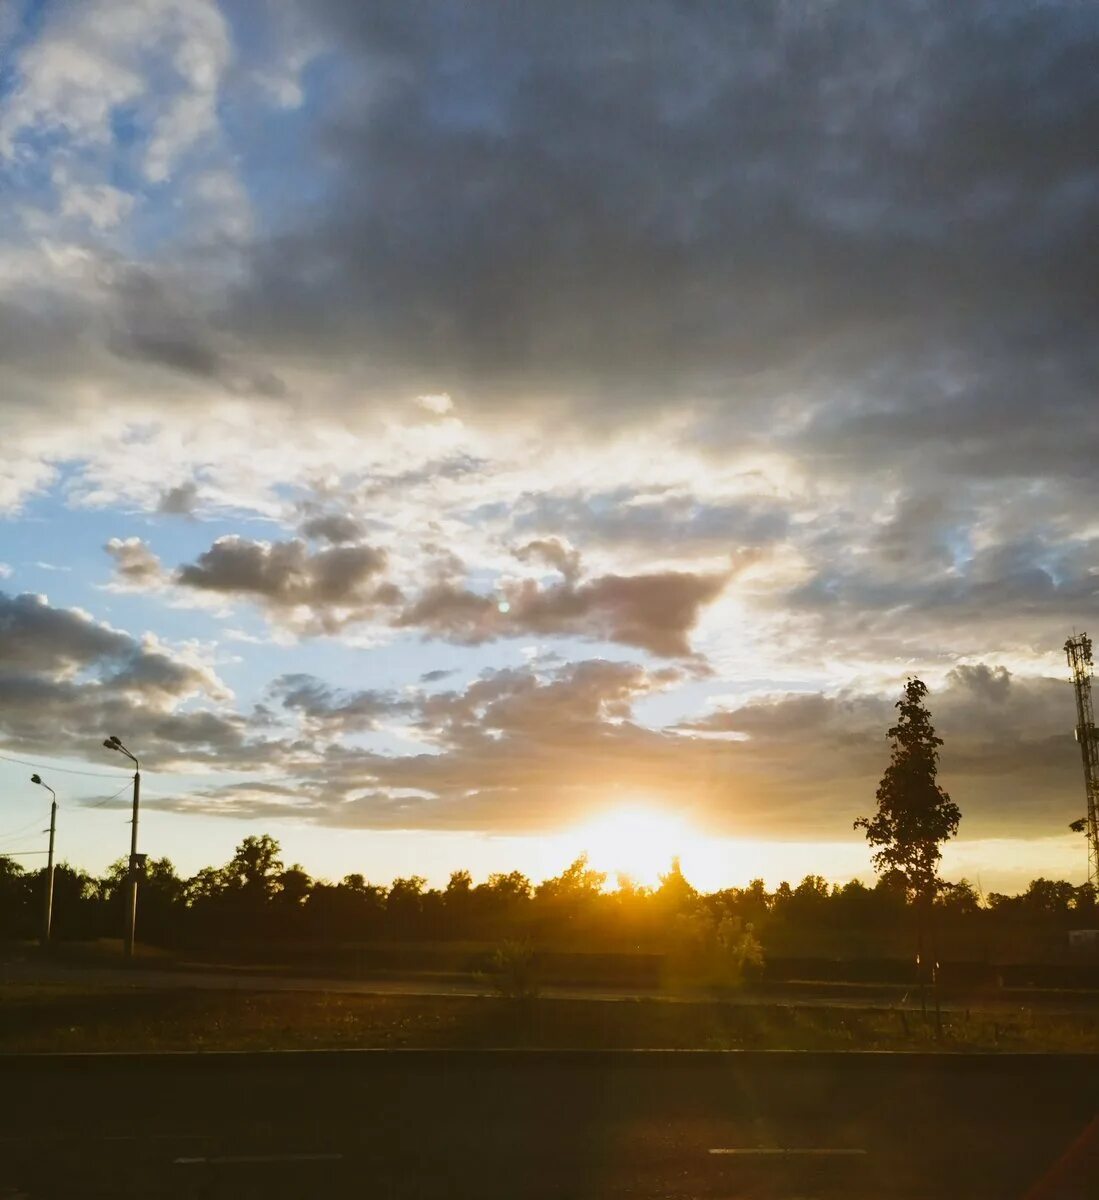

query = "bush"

[
  {"left": 485, "top": 939, "right": 540, "bottom": 999},
  {"left": 667, "top": 910, "right": 763, "bottom": 990}
]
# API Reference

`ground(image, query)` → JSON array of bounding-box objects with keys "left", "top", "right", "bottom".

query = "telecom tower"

[{"left": 1065, "top": 634, "right": 1099, "bottom": 889}]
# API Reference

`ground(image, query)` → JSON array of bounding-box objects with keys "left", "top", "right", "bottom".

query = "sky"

[{"left": 1, "top": 0, "right": 1097, "bottom": 894}]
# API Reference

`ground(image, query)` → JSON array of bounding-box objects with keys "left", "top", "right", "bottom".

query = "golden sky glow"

[{"left": 557, "top": 805, "right": 694, "bottom": 888}]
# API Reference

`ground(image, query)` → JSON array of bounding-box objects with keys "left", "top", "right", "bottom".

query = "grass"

[{"left": 2, "top": 984, "right": 1098, "bottom": 1054}]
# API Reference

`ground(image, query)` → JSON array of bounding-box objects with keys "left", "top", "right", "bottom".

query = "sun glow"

[{"left": 562, "top": 806, "right": 696, "bottom": 888}]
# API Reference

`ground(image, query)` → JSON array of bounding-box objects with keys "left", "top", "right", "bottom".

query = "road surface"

[{"left": 1, "top": 1050, "right": 1096, "bottom": 1197}]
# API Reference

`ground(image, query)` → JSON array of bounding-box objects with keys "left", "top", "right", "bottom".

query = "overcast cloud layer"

[{"left": 1, "top": 1, "right": 1096, "bottom": 863}]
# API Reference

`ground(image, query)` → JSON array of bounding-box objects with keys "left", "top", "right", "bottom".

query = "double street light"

[
  {"left": 102, "top": 736, "right": 141, "bottom": 960},
  {"left": 30, "top": 774, "right": 56, "bottom": 946}
]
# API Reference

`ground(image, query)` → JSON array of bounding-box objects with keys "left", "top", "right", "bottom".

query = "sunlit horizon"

[{"left": 4, "top": 784, "right": 1084, "bottom": 897}]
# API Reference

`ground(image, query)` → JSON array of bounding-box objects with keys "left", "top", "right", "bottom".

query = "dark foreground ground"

[{"left": 1, "top": 1050, "right": 1096, "bottom": 1199}]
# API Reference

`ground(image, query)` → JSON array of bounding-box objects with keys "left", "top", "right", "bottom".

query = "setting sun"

[{"left": 562, "top": 806, "right": 694, "bottom": 888}]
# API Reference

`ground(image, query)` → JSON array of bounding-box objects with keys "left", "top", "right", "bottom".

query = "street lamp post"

[
  {"left": 30, "top": 774, "right": 56, "bottom": 946},
  {"left": 103, "top": 736, "right": 140, "bottom": 959}
]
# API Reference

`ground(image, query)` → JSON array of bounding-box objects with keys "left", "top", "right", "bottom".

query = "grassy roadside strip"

[{"left": 2, "top": 985, "right": 1098, "bottom": 1054}]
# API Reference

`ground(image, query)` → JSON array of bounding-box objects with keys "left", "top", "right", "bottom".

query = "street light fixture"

[
  {"left": 30, "top": 775, "right": 57, "bottom": 946},
  {"left": 103, "top": 735, "right": 141, "bottom": 960}
]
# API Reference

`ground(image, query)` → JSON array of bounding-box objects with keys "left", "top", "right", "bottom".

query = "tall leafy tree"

[
  {"left": 224, "top": 834, "right": 284, "bottom": 902},
  {"left": 856, "top": 678, "right": 960, "bottom": 896},
  {"left": 856, "top": 678, "right": 960, "bottom": 1017}
]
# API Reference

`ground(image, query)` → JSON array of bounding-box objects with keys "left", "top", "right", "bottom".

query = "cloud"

[
  {"left": 141, "top": 528, "right": 728, "bottom": 656},
  {"left": 514, "top": 537, "right": 581, "bottom": 584},
  {"left": 210, "top": 0, "right": 1095, "bottom": 453},
  {"left": 2, "top": 588, "right": 1082, "bottom": 843},
  {"left": 299, "top": 513, "right": 364, "bottom": 544},
  {"left": 397, "top": 566, "right": 727, "bottom": 658},
  {"left": 173, "top": 535, "right": 397, "bottom": 633},
  {"left": 675, "top": 668, "right": 1082, "bottom": 837},
  {"left": 157, "top": 480, "right": 199, "bottom": 516},
  {"left": 0, "top": 589, "right": 259, "bottom": 769},
  {"left": 104, "top": 537, "right": 166, "bottom": 588},
  {"left": 1, "top": 590, "right": 145, "bottom": 675},
  {"left": 269, "top": 672, "right": 411, "bottom": 735},
  {"left": 161, "top": 660, "right": 1083, "bottom": 842},
  {"left": 512, "top": 492, "right": 792, "bottom": 563},
  {"left": 105, "top": 265, "right": 286, "bottom": 396},
  {"left": 774, "top": 526, "right": 1099, "bottom": 667},
  {"left": 0, "top": 0, "right": 231, "bottom": 183}
]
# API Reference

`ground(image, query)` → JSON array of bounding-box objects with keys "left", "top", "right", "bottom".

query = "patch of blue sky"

[
  {"left": 212, "top": 10, "right": 346, "bottom": 234},
  {"left": 945, "top": 523, "right": 974, "bottom": 573},
  {"left": 634, "top": 674, "right": 827, "bottom": 732},
  {"left": 221, "top": 91, "right": 334, "bottom": 233},
  {"left": 0, "top": 122, "right": 68, "bottom": 191},
  {"left": 0, "top": 0, "right": 43, "bottom": 67}
]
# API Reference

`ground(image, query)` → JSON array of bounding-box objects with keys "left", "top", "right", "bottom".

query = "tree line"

[{"left": 1, "top": 835, "right": 1094, "bottom": 951}]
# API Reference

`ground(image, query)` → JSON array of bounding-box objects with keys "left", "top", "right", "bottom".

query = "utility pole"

[
  {"left": 1065, "top": 635, "right": 1099, "bottom": 890},
  {"left": 103, "top": 736, "right": 141, "bottom": 959},
  {"left": 30, "top": 774, "right": 56, "bottom": 945}
]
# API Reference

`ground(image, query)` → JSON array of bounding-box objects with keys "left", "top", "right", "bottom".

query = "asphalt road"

[{"left": 1, "top": 1050, "right": 1096, "bottom": 1198}]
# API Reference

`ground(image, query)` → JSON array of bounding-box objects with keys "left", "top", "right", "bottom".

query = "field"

[{"left": 4, "top": 983, "right": 1099, "bottom": 1054}]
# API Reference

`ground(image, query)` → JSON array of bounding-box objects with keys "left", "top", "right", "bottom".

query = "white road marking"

[
  {"left": 709, "top": 1147, "right": 868, "bottom": 1157},
  {"left": 174, "top": 1153, "right": 344, "bottom": 1165}
]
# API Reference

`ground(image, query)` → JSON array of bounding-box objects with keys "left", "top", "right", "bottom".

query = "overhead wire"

[
  {"left": 82, "top": 782, "right": 134, "bottom": 810},
  {"left": 0, "top": 750, "right": 129, "bottom": 780},
  {"left": 0, "top": 782, "right": 133, "bottom": 855},
  {"left": 0, "top": 812, "right": 48, "bottom": 842}
]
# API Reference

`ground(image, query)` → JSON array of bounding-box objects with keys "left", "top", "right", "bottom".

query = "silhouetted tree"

[
  {"left": 654, "top": 856, "right": 697, "bottom": 915},
  {"left": 224, "top": 834, "right": 284, "bottom": 902},
  {"left": 856, "top": 677, "right": 960, "bottom": 1019},
  {"left": 277, "top": 864, "right": 313, "bottom": 907},
  {"left": 0, "top": 856, "right": 30, "bottom": 939},
  {"left": 306, "top": 874, "right": 386, "bottom": 941},
  {"left": 935, "top": 879, "right": 981, "bottom": 916},
  {"left": 387, "top": 875, "right": 426, "bottom": 938},
  {"left": 536, "top": 854, "right": 605, "bottom": 902}
]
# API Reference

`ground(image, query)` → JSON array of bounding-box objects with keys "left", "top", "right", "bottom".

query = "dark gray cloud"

[
  {"left": 269, "top": 672, "right": 410, "bottom": 734},
  {"left": 1, "top": 589, "right": 140, "bottom": 674},
  {"left": 0, "top": 589, "right": 268, "bottom": 771},
  {"left": 226, "top": 0, "right": 1099, "bottom": 451},
  {"left": 776, "top": 527, "right": 1099, "bottom": 665},
  {"left": 150, "top": 532, "right": 728, "bottom": 656},
  {"left": 398, "top": 566, "right": 728, "bottom": 658},
  {"left": 106, "top": 266, "right": 287, "bottom": 398},
  {"left": 299, "top": 513, "right": 364, "bottom": 544},
  {"left": 511, "top": 491, "right": 792, "bottom": 560},
  {"left": 173, "top": 535, "right": 398, "bottom": 633},
  {"left": 157, "top": 481, "right": 199, "bottom": 516}
]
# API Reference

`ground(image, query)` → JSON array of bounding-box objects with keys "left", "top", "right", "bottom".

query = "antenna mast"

[{"left": 1065, "top": 633, "right": 1099, "bottom": 889}]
